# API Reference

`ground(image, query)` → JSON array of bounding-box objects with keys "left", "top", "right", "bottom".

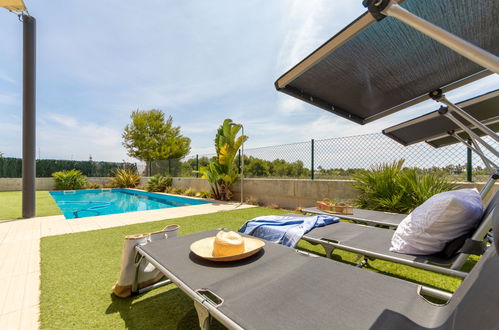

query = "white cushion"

[{"left": 390, "top": 188, "right": 483, "bottom": 255}]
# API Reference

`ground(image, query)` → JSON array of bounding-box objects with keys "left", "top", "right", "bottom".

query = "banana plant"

[{"left": 199, "top": 119, "right": 247, "bottom": 200}]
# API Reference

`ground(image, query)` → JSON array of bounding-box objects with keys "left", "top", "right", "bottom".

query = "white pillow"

[{"left": 390, "top": 188, "right": 483, "bottom": 255}]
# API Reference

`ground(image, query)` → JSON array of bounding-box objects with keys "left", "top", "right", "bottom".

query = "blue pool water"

[{"left": 50, "top": 189, "right": 211, "bottom": 219}]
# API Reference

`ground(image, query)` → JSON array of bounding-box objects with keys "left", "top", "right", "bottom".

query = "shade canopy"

[
  {"left": 0, "top": 0, "right": 26, "bottom": 11},
  {"left": 275, "top": 0, "right": 499, "bottom": 124},
  {"left": 382, "top": 90, "right": 499, "bottom": 147}
]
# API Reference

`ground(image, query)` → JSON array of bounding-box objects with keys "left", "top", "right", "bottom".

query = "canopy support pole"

[
  {"left": 437, "top": 95, "right": 499, "bottom": 142},
  {"left": 442, "top": 111, "right": 499, "bottom": 158},
  {"left": 378, "top": 1, "right": 499, "bottom": 73},
  {"left": 449, "top": 132, "right": 497, "bottom": 172},
  {"left": 22, "top": 15, "right": 36, "bottom": 219}
]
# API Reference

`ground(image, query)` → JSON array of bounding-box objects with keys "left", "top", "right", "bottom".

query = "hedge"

[{"left": 0, "top": 158, "right": 136, "bottom": 178}]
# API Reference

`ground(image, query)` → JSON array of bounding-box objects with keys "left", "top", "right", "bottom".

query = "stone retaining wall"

[{"left": 170, "top": 177, "right": 494, "bottom": 209}]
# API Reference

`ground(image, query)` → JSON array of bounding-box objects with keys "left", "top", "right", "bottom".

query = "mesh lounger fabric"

[
  {"left": 304, "top": 221, "right": 457, "bottom": 265},
  {"left": 301, "top": 207, "right": 405, "bottom": 227},
  {"left": 274, "top": 0, "right": 499, "bottom": 124},
  {"left": 139, "top": 221, "right": 499, "bottom": 329},
  {"left": 383, "top": 90, "right": 499, "bottom": 146}
]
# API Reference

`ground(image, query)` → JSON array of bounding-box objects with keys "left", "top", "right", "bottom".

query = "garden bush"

[
  {"left": 145, "top": 174, "right": 173, "bottom": 192},
  {"left": 352, "top": 159, "right": 457, "bottom": 213},
  {"left": 52, "top": 169, "right": 88, "bottom": 190},
  {"left": 86, "top": 183, "right": 101, "bottom": 189},
  {"left": 183, "top": 188, "right": 196, "bottom": 196},
  {"left": 173, "top": 187, "right": 185, "bottom": 195},
  {"left": 196, "top": 190, "right": 212, "bottom": 198},
  {"left": 109, "top": 169, "right": 141, "bottom": 188}
]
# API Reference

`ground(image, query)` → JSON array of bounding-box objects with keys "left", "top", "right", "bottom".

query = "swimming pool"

[{"left": 50, "top": 189, "right": 211, "bottom": 219}]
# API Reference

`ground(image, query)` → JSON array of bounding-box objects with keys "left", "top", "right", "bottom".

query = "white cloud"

[
  {"left": 0, "top": 92, "right": 18, "bottom": 105},
  {"left": 0, "top": 72, "right": 16, "bottom": 84},
  {"left": 38, "top": 113, "right": 126, "bottom": 161}
]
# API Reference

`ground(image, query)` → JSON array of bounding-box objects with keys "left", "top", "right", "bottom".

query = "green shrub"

[
  {"left": 173, "top": 187, "right": 185, "bottom": 195},
  {"left": 52, "top": 169, "right": 88, "bottom": 190},
  {"left": 86, "top": 183, "right": 101, "bottom": 189},
  {"left": 183, "top": 188, "right": 196, "bottom": 196},
  {"left": 398, "top": 169, "right": 457, "bottom": 212},
  {"left": 196, "top": 190, "right": 212, "bottom": 199},
  {"left": 109, "top": 168, "right": 141, "bottom": 188},
  {"left": 352, "top": 159, "right": 456, "bottom": 213},
  {"left": 164, "top": 186, "right": 175, "bottom": 194},
  {"left": 145, "top": 174, "right": 172, "bottom": 192}
]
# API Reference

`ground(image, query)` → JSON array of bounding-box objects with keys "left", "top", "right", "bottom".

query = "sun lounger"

[
  {"left": 132, "top": 206, "right": 499, "bottom": 329},
  {"left": 299, "top": 190, "right": 498, "bottom": 278},
  {"left": 300, "top": 207, "right": 405, "bottom": 228}
]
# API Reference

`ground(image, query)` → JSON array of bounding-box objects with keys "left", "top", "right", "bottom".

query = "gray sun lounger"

[
  {"left": 300, "top": 207, "right": 406, "bottom": 228},
  {"left": 299, "top": 190, "right": 498, "bottom": 278},
  {"left": 133, "top": 207, "right": 499, "bottom": 329}
]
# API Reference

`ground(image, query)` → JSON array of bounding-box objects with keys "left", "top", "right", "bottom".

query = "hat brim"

[{"left": 190, "top": 236, "right": 265, "bottom": 262}]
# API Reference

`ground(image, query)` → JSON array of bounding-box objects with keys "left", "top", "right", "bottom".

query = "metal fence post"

[
  {"left": 238, "top": 150, "right": 241, "bottom": 174},
  {"left": 196, "top": 154, "right": 199, "bottom": 178},
  {"left": 311, "top": 139, "right": 315, "bottom": 180},
  {"left": 467, "top": 139, "right": 472, "bottom": 182}
]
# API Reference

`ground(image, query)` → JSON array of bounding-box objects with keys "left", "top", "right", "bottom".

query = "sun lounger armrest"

[{"left": 418, "top": 286, "right": 452, "bottom": 303}]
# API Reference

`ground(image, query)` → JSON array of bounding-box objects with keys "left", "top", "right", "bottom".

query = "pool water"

[{"left": 49, "top": 189, "right": 211, "bottom": 219}]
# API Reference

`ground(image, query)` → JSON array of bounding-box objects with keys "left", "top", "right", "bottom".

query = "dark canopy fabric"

[
  {"left": 382, "top": 90, "right": 499, "bottom": 147},
  {"left": 275, "top": 0, "right": 499, "bottom": 124}
]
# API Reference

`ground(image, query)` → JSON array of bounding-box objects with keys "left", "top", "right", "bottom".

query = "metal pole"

[
  {"left": 238, "top": 150, "right": 241, "bottom": 174},
  {"left": 22, "top": 15, "right": 36, "bottom": 219},
  {"left": 450, "top": 132, "right": 497, "bottom": 171},
  {"left": 443, "top": 112, "right": 499, "bottom": 158},
  {"left": 466, "top": 139, "right": 472, "bottom": 182},
  {"left": 195, "top": 154, "right": 199, "bottom": 178},
  {"left": 311, "top": 139, "right": 315, "bottom": 180},
  {"left": 382, "top": 1, "right": 499, "bottom": 73},
  {"left": 240, "top": 125, "right": 244, "bottom": 204},
  {"left": 438, "top": 95, "right": 499, "bottom": 142}
]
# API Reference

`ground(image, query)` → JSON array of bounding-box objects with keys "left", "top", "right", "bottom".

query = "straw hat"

[{"left": 190, "top": 231, "right": 265, "bottom": 262}]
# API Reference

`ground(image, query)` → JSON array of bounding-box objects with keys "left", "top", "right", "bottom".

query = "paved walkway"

[{"left": 0, "top": 202, "right": 255, "bottom": 329}]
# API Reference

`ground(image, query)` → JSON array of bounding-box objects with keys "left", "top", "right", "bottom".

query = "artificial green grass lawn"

[
  {"left": 40, "top": 207, "right": 477, "bottom": 329},
  {"left": 0, "top": 191, "right": 61, "bottom": 220}
]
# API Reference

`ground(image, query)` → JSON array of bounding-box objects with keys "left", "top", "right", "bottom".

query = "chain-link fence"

[{"left": 150, "top": 132, "right": 497, "bottom": 182}]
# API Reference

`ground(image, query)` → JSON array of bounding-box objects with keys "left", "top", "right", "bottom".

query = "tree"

[
  {"left": 122, "top": 109, "right": 191, "bottom": 175},
  {"left": 199, "top": 119, "right": 247, "bottom": 200}
]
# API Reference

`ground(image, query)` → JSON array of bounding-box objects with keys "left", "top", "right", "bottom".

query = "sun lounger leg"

[
  {"left": 320, "top": 243, "right": 335, "bottom": 258},
  {"left": 194, "top": 300, "right": 212, "bottom": 330},
  {"left": 131, "top": 253, "right": 144, "bottom": 293}
]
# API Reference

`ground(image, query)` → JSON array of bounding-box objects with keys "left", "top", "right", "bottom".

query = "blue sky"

[{"left": 1, "top": 0, "right": 497, "bottom": 162}]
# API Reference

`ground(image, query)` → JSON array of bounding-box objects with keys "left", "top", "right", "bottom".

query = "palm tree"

[{"left": 199, "top": 119, "right": 247, "bottom": 200}]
